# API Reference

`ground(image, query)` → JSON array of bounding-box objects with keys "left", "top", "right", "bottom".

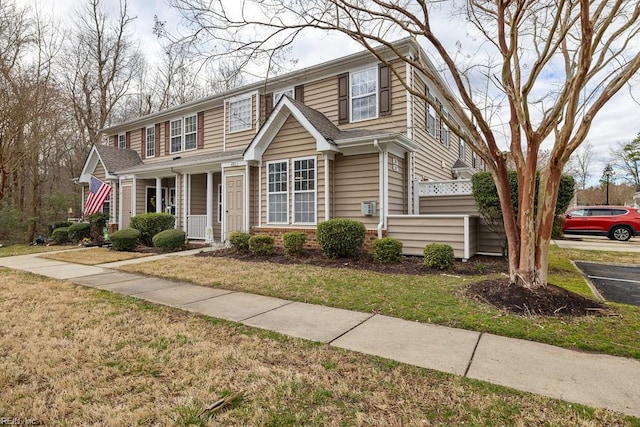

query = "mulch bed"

[{"left": 197, "top": 248, "right": 607, "bottom": 317}]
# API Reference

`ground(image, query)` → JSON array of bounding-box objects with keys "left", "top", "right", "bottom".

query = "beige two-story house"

[{"left": 79, "top": 38, "right": 485, "bottom": 255}]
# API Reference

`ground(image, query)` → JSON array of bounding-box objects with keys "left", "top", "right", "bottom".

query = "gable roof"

[
  {"left": 244, "top": 96, "right": 417, "bottom": 161},
  {"left": 79, "top": 144, "right": 142, "bottom": 183}
]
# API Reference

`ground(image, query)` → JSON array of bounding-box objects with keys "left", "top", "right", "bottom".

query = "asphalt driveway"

[{"left": 575, "top": 261, "right": 640, "bottom": 306}]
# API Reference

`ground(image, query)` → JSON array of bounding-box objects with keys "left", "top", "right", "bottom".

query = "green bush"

[
  {"left": 130, "top": 212, "right": 175, "bottom": 246},
  {"left": 51, "top": 227, "right": 70, "bottom": 244},
  {"left": 372, "top": 237, "right": 403, "bottom": 264},
  {"left": 552, "top": 215, "right": 565, "bottom": 239},
  {"left": 229, "top": 231, "right": 250, "bottom": 252},
  {"left": 48, "top": 221, "right": 71, "bottom": 236},
  {"left": 283, "top": 231, "right": 307, "bottom": 256},
  {"left": 248, "top": 235, "right": 274, "bottom": 256},
  {"left": 423, "top": 243, "right": 455, "bottom": 271},
  {"left": 153, "top": 229, "right": 186, "bottom": 251},
  {"left": 316, "top": 218, "right": 366, "bottom": 258},
  {"left": 68, "top": 222, "right": 91, "bottom": 243},
  {"left": 109, "top": 228, "right": 141, "bottom": 251}
]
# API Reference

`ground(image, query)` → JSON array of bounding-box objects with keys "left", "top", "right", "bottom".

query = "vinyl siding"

[
  {"left": 333, "top": 153, "right": 379, "bottom": 228},
  {"left": 387, "top": 215, "right": 476, "bottom": 259},
  {"left": 388, "top": 153, "right": 406, "bottom": 215},
  {"left": 203, "top": 106, "right": 224, "bottom": 153},
  {"left": 419, "top": 194, "right": 504, "bottom": 255},
  {"left": 260, "top": 115, "right": 325, "bottom": 226},
  {"left": 93, "top": 163, "right": 106, "bottom": 181}
]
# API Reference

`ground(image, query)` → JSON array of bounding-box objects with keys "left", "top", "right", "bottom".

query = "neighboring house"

[{"left": 78, "top": 38, "right": 488, "bottom": 257}]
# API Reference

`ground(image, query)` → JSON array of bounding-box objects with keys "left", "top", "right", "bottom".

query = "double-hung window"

[
  {"left": 146, "top": 126, "right": 155, "bottom": 158},
  {"left": 118, "top": 134, "right": 126, "bottom": 149},
  {"left": 441, "top": 110, "right": 450, "bottom": 147},
  {"left": 184, "top": 115, "right": 197, "bottom": 150},
  {"left": 229, "top": 96, "right": 252, "bottom": 132},
  {"left": 293, "top": 158, "right": 315, "bottom": 224},
  {"left": 351, "top": 67, "right": 377, "bottom": 121},
  {"left": 170, "top": 119, "right": 182, "bottom": 153},
  {"left": 170, "top": 115, "right": 197, "bottom": 153},
  {"left": 459, "top": 139, "right": 466, "bottom": 160},
  {"left": 426, "top": 91, "right": 436, "bottom": 135},
  {"left": 267, "top": 161, "right": 288, "bottom": 223}
]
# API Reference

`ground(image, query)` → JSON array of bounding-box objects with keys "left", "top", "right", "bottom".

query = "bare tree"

[
  {"left": 611, "top": 134, "right": 640, "bottom": 191},
  {"left": 171, "top": 0, "right": 640, "bottom": 288},
  {"left": 566, "top": 142, "right": 594, "bottom": 191},
  {"left": 62, "top": 0, "right": 142, "bottom": 154}
]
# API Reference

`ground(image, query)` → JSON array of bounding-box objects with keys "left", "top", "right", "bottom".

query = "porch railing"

[
  {"left": 187, "top": 215, "right": 207, "bottom": 240},
  {"left": 417, "top": 179, "right": 472, "bottom": 197}
]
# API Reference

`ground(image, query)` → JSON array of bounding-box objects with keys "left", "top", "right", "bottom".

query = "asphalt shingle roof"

[{"left": 94, "top": 144, "right": 143, "bottom": 173}]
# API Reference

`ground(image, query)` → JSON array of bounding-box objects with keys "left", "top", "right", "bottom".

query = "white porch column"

[
  {"left": 155, "top": 177, "right": 162, "bottom": 213},
  {"left": 206, "top": 171, "right": 214, "bottom": 242}
]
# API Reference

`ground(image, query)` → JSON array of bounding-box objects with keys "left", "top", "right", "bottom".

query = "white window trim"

[
  {"left": 118, "top": 134, "right": 126, "bottom": 149},
  {"left": 442, "top": 110, "right": 450, "bottom": 148},
  {"left": 292, "top": 156, "right": 317, "bottom": 225},
  {"left": 350, "top": 66, "right": 378, "bottom": 123},
  {"left": 146, "top": 125, "right": 155, "bottom": 158},
  {"left": 170, "top": 115, "right": 198, "bottom": 154},
  {"left": 459, "top": 139, "right": 466, "bottom": 160},
  {"left": 228, "top": 95, "right": 253, "bottom": 133},
  {"left": 266, "top": 159, "right": 289, "bottom": 224},
  {"left": 273, "top": 88, "right": 294, "bottom": 105}
]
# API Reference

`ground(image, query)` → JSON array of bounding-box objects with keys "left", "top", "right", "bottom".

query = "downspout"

[{"left": 374, "top": 139, "right": 386, "bottom": 240}]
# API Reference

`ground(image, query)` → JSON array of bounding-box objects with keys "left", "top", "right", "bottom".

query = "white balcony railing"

[
  {"left": 187, "top": 215, "right": 207, "bottom": 239},
  {"left": 418, "top": 179, "right": 473, "bottom": 197}
]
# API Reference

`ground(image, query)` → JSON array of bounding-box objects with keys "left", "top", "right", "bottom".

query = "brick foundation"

[{"left": 251, "top": 227, "right": 385, "bottom": 253}]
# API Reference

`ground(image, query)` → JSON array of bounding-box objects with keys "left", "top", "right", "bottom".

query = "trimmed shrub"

[
  {"left": 552, "top": 215, "right": 565, "bottom": 239},
  {"left": 130, "top": 212, "right": 175, "bottom": 246},
  {"left": 48, "top": 221, "right": 71, "bottom": 236},
  {"left": 229, "top": 231, "right": 250, "bottom": 252},
  {"left": 423, "top": 243, "right": 455, "bottom": 271},
  {"left": 283, "top": 231, "right": 307, "bottom": 256},
  {"left": 372, "top": 237, "right": 403, "bottom": 264},
  {"left": 316, "top": 218, "right": 366, "bottom": 258},
  {"left": 153, "top": 229, "right": 186, "bottom": 251},
  {"left": 109, "top": 228, "right": 141, "bottom": 251},
  {"left": 68, "top": 222, "right": 91, "bottom": 243},
  {"left": 51, "top": 227, "right": 70, "bottom": 244},
  {"left": 248, "top": 235, "right": 274, "bottom": 256}
]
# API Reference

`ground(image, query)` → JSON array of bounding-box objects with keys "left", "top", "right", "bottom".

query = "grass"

[
  {"left": 116, "top": 245, "right": 640, "bottom": 360},
  {"left": 0, "top": 244, "right": 76, "bottom": 257},
  {"left": 1, "top": 268, "right": 636, "bottom": 425},
  {"left": 40, "top": 247, "right": 152, "bottom": 265}
]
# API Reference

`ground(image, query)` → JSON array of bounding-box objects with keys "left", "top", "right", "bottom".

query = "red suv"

[{"left": 562, "top": 206, "right": 640, "bottom": 241}]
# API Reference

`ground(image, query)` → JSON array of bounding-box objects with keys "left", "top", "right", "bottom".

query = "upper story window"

[
  {"left": 118, "top": 134, "right": 126, "bottom": 149},
  {"left": 267, "top": 160, "right": 288, "bottom": 223},
  {"left": 425, "top": 90, "right": 436, "bottom": 135},
  {"left": 170, "top": 115, "right": 197, "bottom": 153},
  {"left": 459, "top": 139, "right": 466, "bottom": 160},
  {"left": 441, "top": 110, "right": 450, "bottom": 148},
  {"left": 351, "top": 67, "right": 377, "bottom": 122},
  {"left": 229, "top": 96, "right": 252, "bottom": 132},
  {"left": 472, "top": 152, "right": 477, "bottom": 169},
  {"left": 273, "top": 88, "right": 293, "bottom": 105},
  {"left": 146, "top": 126, "right": 155, "bottom": 158}
]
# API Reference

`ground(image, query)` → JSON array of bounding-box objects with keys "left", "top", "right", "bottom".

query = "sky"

[{"left": 17, "top": 0, "right": 640, "bottom": 186}]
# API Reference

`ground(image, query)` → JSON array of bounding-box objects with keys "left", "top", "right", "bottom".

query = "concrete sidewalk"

[{"left": 1, "top": 252, "right": 639, "bottom": 418}]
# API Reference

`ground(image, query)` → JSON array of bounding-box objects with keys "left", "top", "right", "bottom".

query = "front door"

[
  {"left": 225, "top": 175, "right": 244, "bottom": 238},
  {"left": 121, "top": 185, "right": 132, "bottom": 228}
]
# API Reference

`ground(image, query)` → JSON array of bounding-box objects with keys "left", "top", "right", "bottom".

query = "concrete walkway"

[{"left": 1, "top": 251, "right": 639, "bottom": 418}]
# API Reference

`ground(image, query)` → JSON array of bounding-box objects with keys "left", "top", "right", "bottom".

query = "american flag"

[{"left": 84, "top": 176, "right": 112, "bottom": 216}]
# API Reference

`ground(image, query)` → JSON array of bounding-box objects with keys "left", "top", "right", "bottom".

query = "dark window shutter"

[
  {"left": 112, "top": 135, "right": 117, "bottom": 147},
  {"left": 337, "top": 73, "right": 349, "bottom": 124},
  {"left": 378, "top": 64, "right": 391, "bottom": 116},
  {"left": 125, "top": 131, "right": 131, "bottom": 149},
  {"left": 164, "top": 121, "right": 169, "bottom": 155},
  {"left": 265, "top": 93, "right": 274, "bottom": 117},
  {"left": 197, "top": 111, "right": 204, "bottom": 149},
  {"left": 294, "top": 84, "right": 304, "bottom": 103},
  {"left": 154, "top": 123, "right": 161, "bottom": 156},
  {"left": 140, "top": 127, "right": 146, "bottom": 160}
]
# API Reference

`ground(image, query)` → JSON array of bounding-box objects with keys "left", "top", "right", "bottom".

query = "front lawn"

[
  {"left": 0, "top": 268, "right": 634, "bottom": 425},
  {"left": 0, "top": 244, "right": 76, "bottom": 257},
  {"left": 117, "top": 245, "right": 640, "bottom": 360},
  {"left": 40, "top": 247, "right": 153, "bottom": 265}
]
